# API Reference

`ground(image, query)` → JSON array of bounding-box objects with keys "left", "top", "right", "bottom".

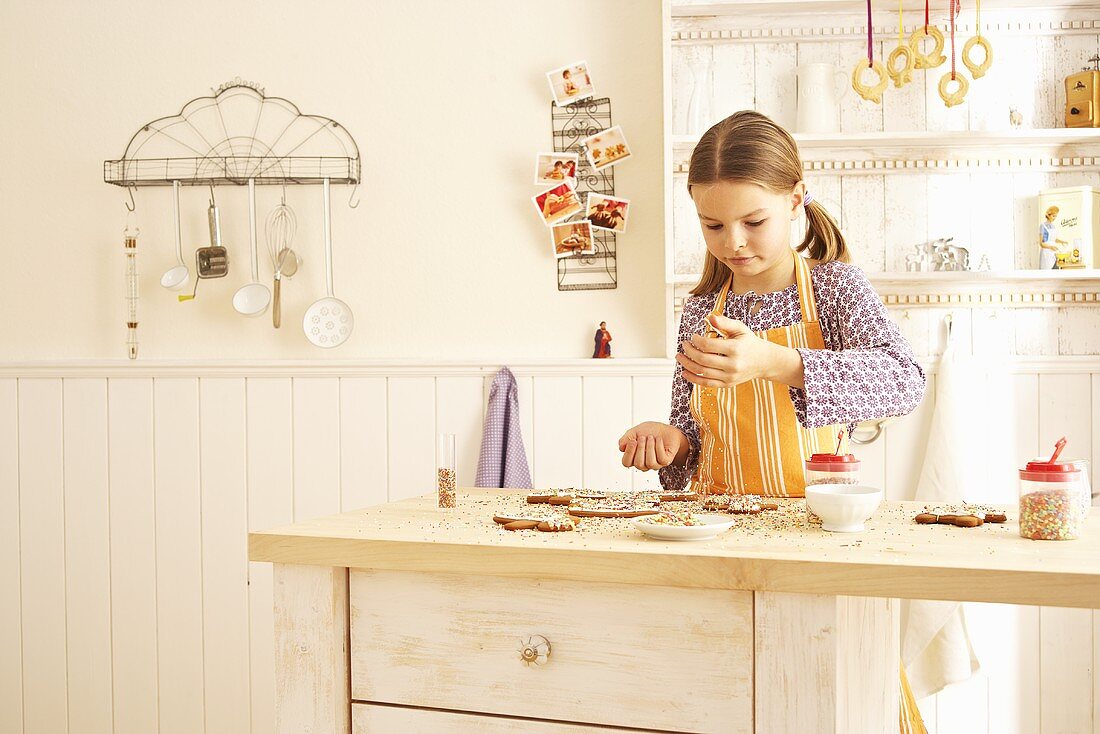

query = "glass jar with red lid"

[
  {"left": 804, "top": 453, "right": 862, "bottom": 488},
  {"left": 1019, "top": 438, "right": 1086, "bottom": 541}
]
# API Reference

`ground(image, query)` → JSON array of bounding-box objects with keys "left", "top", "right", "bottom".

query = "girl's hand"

[
  {"left": 677, "top": 314, "right": 801, "bottom": 388},
  {"left": 618, "top": 422, "right": 686, "bottom": 471}
]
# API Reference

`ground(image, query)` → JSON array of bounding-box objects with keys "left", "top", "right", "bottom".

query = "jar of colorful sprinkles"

[{"left": 1019, "top": 437, "right": 1086, "bottom": 541}]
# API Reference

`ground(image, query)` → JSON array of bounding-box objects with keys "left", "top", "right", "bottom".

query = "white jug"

[{"left": 796, "top": 62, "right": 849, "bottom": 134}]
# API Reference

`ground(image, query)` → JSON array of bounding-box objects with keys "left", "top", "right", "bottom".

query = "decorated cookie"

[{"left": 537, "top": 517, "right": 576, "bottom": 532}]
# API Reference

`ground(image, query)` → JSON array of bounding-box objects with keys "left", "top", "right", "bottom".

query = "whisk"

[{"left": 266, "top": 193, "right": 299, "bottom": 328}]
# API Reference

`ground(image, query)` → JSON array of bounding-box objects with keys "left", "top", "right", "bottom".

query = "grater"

[{"left": 197, "top": 199, "right": 230, "bottom": 278}]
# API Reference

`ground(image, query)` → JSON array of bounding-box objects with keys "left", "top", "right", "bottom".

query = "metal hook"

[
  {"left": 280, "top": 183, "right": 287, "bottom": 206},
  {"left": 944, "top": 312, "right": 954, "bottom": 339},
  {"left": 347, "top": 182, "right": 360, "bottom": 209},
  {"left": 124, "top": 185, "right": 136, "bottom": 212},
  {"left": 208, "top": 183, "right": 216, "bottom": 206}
]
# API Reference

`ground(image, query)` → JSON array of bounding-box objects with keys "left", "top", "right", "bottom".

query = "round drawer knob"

[{"left": 518, "top": 635, "right": 552, "bottom": 667}]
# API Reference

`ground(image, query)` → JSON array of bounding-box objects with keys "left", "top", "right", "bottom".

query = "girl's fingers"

[
  {"left": 621, "top": 439, "right": 637, "bottom": 467},
  {"left": 655, "top": 436, "right": 672, "bottom": 466},
  {"left": 633, "top": 436, "right": 651, "bottom": 471},
  {"left": 644, "top": 434, "right": 659, "bottom": 469}
]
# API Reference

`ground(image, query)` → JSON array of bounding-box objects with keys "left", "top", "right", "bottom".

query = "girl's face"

[{"left": 691, "top": 179, "right": 803, "bottom": 278}]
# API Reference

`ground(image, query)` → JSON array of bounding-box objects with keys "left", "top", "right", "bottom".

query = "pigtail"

[{"left": 798, "top": 200, "right": 849, "bottom": 264}]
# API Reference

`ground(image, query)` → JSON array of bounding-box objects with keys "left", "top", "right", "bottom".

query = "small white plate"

[{"left": 631, "top": 514, "right": 735, "bottom": 542}]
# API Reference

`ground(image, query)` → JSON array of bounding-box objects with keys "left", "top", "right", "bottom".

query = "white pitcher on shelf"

[
  {"left": 685, "top": 57, "right": 714, "bottom": 135},
  {"left": 796, "top": 62, "right": 848, "bottom": 134}
]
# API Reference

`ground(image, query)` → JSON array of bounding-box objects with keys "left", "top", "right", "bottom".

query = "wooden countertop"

[{"left": 249, "top": 488, "right": 1100, "bottom": 609}]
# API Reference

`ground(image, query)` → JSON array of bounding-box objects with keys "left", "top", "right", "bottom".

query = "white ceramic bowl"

[{"left": 805, "top": 484, "right": 883, "bottom": 533}]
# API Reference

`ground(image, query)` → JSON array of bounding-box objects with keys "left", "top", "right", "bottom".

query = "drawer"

[
  {"left": 352, "top": 703, "right": 667, "bottom": 733},
  {"left": 349, "top": 569, "right": 752, "bottom": 733}
]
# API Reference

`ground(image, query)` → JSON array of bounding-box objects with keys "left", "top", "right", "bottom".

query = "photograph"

[
  {"left": 532, "top": 180, "right": 583, "bottom": 226},
  {"left": 546, "top": 61, "right": 595, "bottom": 106},
  {"left": 533, "top": 152, "right": 579, "bottom": 186},
  {"left": 551, "top": 220, "right": 595, "bottom": 258},
  {"left": 585, "top": 193, "right": 630, "bottom": 233},
  {"left": 581, "top": 125, "right": 631, "bottom": 171}
]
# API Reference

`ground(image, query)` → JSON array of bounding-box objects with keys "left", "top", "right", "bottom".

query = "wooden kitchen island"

[{"left": 248, "top": 489, "right": 1100, "bottom": 734}]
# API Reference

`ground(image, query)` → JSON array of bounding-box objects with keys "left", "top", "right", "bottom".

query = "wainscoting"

[{"left": 2, "top": 358, "right": 1098, "bottom": 733}]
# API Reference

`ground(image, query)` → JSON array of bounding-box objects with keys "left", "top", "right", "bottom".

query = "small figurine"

[
  {"left": 1039, "top": 206, "right": 1068, "bottom": 269},
  {"left": 593, "top": 321, "right": 613, "bottom": 358},
  {"left": 1009, "top": 107, "right": 1023, "bottom": 129}
]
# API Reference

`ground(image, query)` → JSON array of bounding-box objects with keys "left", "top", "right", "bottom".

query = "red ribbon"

[{"left": 867, "top": 0, "right": 874, "bottom": 67}]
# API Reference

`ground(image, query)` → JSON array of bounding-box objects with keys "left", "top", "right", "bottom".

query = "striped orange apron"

[
  {"left": 686, "top": 252, "right": 928, "bottom": 733},
  {"left": 688, "top": 252, "right": 843, "bottom": 498}
]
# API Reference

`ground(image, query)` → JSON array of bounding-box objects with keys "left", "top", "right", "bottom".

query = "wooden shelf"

[
  {"left": 672, "top": 130, "right": 1100, "bottom": 174},
  {"left": 672, "top": 0, "right": 1100, "bottom": 17}
]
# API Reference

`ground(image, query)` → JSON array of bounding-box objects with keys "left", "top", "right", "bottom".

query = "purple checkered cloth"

[{"left": 475, "top": 367, "right": 533, "bottom": 489}]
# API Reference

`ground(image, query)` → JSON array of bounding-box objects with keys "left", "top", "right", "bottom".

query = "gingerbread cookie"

[
  {"left": 494, "top": 513, "right": 551, "bottom": 525},
  {"left": 527, "top": 490, "right": 574, "bottom": 505},
  {"left": 659, "top": 492, "right": 700, "bottom": 502},
  {"left": 568, "top": 506, "right": 660, "bottom": 519},
  {"left": 503, "top": 520, "right": 540, "bottom": 531},
  {"left": 914, "top": 512, "right": 992, "bottom": 528},
  {"left": 537, "top": 518, "right": 575, "bottom": 532}
]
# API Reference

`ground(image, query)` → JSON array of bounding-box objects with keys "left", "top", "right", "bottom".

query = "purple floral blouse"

[{"left": 659, "top": 260, "right": 927, "bottom": 492}]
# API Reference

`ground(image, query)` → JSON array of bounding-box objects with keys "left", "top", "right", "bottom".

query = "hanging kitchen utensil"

[
  {"left": 266, "top": 190, "right": 299, "bottom": 328},
  {"left": 199, "top": 186, "right": 229, "bottom": 277},
  {"left": 852, "top": 0, "right": 888, "bottom": 103},
  {"left": 303, "top": 178, "right": 354, "bottom": 348},
  {"left": 179, "top": 187, "right": 230, "bottom": 302},
  {"left": 160, "top": 180, "right": 190, "bottom": 291},
  {"left": 938, "top": 0, "right": 969, "bottom": 107},
  {"left": 233, "top": 179, "right": 272, "bottom": 317},
  {"left": 123, "top": 224, "right": 139, "bottom": 359}
]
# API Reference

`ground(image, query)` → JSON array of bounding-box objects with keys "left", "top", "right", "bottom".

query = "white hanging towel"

[{"left": 902, "top": 331, "right": 1017, "bottom": 700}]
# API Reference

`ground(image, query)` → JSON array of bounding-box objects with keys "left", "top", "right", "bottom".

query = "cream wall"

[{"left": 0, "top": 0, "right": 665, "bottom": 361}]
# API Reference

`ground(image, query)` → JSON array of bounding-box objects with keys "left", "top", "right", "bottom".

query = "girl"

[{"left": 617, "top": 110, "right": 927, "bottom": 731}]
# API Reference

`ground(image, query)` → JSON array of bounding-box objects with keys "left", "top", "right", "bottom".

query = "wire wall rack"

[
  {"left": 104, "top": 79, "right": 361, "bottom": 189},
  {"left": 552, "top": 97, "right": 617, "bottom": 291}
]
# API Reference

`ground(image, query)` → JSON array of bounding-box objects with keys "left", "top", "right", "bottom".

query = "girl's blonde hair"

[{"left": 688, "top": 110, "right": 849, "bottom": 296}]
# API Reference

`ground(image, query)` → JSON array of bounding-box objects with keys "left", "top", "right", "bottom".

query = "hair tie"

[{"left": 803, "top": 191, "right": 814, "bottom": 207}]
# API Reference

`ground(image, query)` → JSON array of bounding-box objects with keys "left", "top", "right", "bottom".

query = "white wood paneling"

[
  {"left": 581, "top": 376, "right": 633, "bottom": 491},
  {"left": 63, "top": 379, "right": 113, "bottom": 734},
  {"left": 4, "top": 359, "right": 1100, "bottom": 734},
  {"left": 386, "top": 377, "right": 435, "bottom": 501},
  {"left": 107, "top": 378, "right": 158, "bottom": 734},
  {"left": 436, "top": 376, "right": 485, "bottom": 489},
  {"left": 19, "top": 379, "right": 67, "bottom": 734},
  {"left": 0, "top": 380, "right": 22, "bottom": 734},
  {"left": 338, "top": 377, "right": 388, "bottom": 509},
  {"left": 292, "top": 378, "right": 341, "bottom": 520},
  {"left": 532, "top": 376, "right": 583, "bottom": 488},
  {"left": 1040, "top": 607, "right": 1095, "bottom": 733},
  {"left": 153, "top": 378, "right": 203, "bottom": 734},
  {"left": 246, "top": 377, "right": 294, "bottom": 734},
  {"left": 200, "top": 378, "right": 250, "bottom": 734},
  {"left": 968, "top": 602, "right": 1041, "bottom": 734}
]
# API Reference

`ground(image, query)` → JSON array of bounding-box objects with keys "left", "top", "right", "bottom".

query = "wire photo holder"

[
  {"left": 104, "top": 79, "right": 361, "bottom": 190},
  {"left": 552, "top": 97, "right": 617, "bottom": 291}
]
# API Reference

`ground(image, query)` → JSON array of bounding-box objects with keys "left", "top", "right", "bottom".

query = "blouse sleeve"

[
  {"left": 659, "top": 300, "right": 705, "bottom": 491},
  {"left": 790, "top": 262, "right": 927, "bottom": 430}
]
